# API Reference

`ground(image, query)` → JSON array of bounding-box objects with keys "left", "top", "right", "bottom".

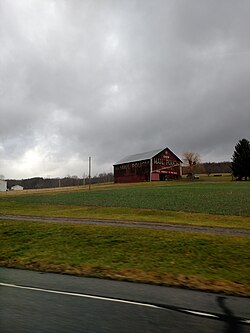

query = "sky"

[{"left": 0, "top": 0, "right": 249, "bottom": 179}]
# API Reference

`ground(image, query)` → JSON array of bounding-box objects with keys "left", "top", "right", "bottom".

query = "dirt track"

[{"left": 1, "top": 214, "right": 249, "bottom": 236}]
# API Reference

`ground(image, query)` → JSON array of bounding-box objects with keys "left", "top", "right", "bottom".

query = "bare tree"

[{"left": 183, "top": 151, "right": 201, "bottom": 176}]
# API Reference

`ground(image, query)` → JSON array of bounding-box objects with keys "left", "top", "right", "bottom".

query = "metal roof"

[{"left": 114, "top": 148, "right": 164, "bottom": 165}]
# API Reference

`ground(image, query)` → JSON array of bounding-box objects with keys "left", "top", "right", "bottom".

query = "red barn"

[{"left": 114, "top": 147, "right": 182, "bottom": 183}]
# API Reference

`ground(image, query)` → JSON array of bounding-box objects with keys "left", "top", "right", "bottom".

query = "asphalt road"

[
  {"left": 1, "top": 214, "right": 250, "bottom": 236},
  {"left": 0, "top": 268, "right": 249, "bottom": 333}
]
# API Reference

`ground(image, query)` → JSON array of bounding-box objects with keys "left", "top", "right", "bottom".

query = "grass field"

[
  {"left": 2, "top": 181, "right": 250, "bottom": 215},
  {"left": 0, "top": 179, "right": 249, "bottom": 294},
  {"left": 1, "top": 220, "right": 249, "bottom": 295},
  {"left": 0, "top": 181, "right": 249, "bottom": 228}
]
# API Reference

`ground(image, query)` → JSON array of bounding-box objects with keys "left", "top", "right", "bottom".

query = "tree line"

[
  {"left": 6, "top": 173, "right": 114, "bottom": 190},
  {"left": 182, "top": 161, "right": 232, "bottom": 176}
]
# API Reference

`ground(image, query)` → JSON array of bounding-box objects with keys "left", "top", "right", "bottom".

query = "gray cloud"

[{"left": 0, "top": 0, "right": 249, "bottom": 178}]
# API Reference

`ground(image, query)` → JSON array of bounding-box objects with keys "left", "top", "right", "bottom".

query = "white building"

[
  {"left": 0, "top": 179, "right": 7, "bottom": 192},
  {"left": 11, "top": 185, "right": 24, "bottom": 191}
]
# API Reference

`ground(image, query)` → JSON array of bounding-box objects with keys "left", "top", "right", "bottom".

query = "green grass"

[
  {"left": 1, "top": 181, "right": 250, "bottom": 215},
  {"left": 1, "top": 220, "right": 249, "bottom": 295},
  {"left": 0, "top": 181, "right": 249, "bottom": 228},
  {"left": 0, "top": 201, "right": 249, "bottom": 229}
]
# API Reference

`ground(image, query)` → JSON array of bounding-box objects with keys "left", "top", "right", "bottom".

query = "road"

[
  {"left": 0, "top": 268, "right": 249, "bottom": 332},
  {"left": 1, "top": 214, "right": 250, "bottom": 236}
]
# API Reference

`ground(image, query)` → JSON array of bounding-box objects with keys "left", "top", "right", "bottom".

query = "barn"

[
  {"left": 114, "top": 147, "right": 182, "bottom": 183},
  {"left": 0, "top": 179, "right": 7, "bottom": 192}
]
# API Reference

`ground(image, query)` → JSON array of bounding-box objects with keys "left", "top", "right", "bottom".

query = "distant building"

[
  {"left": 11, "top": 185, "right": 24, "bottom": 191},
  {"left": 114, "top": 147, "right": 182, "bottom": 183},
  {"left": 0, "top": 179, "right": 7, "bottom": 192}
]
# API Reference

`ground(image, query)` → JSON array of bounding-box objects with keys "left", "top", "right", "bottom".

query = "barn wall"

[
  {"left": 152, "top": 148, "right": 181, "bottom": 179},
  {"left": 114, "top": 159, "right": 150, "bottom": 183}
]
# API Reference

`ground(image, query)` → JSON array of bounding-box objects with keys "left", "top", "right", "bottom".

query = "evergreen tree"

[{"left": 231, "top": 138, "right": 250, "bottom": 180}]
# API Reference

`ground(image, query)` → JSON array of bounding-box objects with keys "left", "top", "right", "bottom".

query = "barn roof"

[{"left": 114, "top": 147, "right": 182, "bottom": 165}]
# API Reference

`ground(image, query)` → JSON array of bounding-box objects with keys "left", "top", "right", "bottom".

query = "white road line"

[
  {"left": 183, "top": 309, "right": 218, "bottom": 318},
  {"left": 181, "top": 309, "right": 250, "bottom": 325},
  {"left": 1, "top": 282, "right": 249, "bottom": 325},
  {"left": 0, "top": 282, "right": 160, "bottom": 309}
]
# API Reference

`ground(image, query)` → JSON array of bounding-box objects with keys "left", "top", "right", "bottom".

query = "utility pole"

[{"left": 88, "top": 156, "right": 91, "bottom": 190}]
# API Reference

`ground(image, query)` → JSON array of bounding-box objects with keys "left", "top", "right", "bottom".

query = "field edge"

[{"left": 1, "top": 261, "right": 249, "bottom": 297}]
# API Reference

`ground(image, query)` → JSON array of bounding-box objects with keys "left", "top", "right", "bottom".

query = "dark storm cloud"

[{"left": 0, "top": 0, "right": 249, "bottom": 178}]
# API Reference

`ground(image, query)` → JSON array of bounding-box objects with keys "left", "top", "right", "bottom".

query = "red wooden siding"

[
  {"left": 114, "top": 159, "right": 150, "bottom": 183},
  {"left": 151, "top": 149, "right": 181, "bottom": 181}
]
